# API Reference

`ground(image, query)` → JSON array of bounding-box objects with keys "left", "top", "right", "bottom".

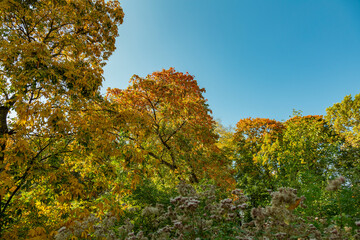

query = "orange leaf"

[{"left": 288, "top": 198, "right": 302, "bottom": 210}]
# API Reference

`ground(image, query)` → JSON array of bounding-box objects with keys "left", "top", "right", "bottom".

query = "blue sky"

[{"left": 102, "top": 0, "right": 360, "bottom": 127}]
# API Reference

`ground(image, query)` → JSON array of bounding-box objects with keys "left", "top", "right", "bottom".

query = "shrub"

[{"left": 55, "top": 178, "right": 360, "bottom": 239}]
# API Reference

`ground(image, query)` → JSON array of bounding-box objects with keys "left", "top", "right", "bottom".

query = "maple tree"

[
  {"left": 107, "top": 68, "right": 235, "bottom": 188},
  {"left": 0, "top": 0, "right": 124, "bottom": 237}
]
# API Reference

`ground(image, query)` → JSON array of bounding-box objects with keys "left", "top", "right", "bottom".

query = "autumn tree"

[
  {"left": 107, "top": 68, "right": 235, "bottom": 189},
  {"left": 233, "top": 118, "right": 284, "bottom": 180},
  {"left": 326, "top": 94, "right": 360, "bottom": 215},
  {"left": 232, "top": 115, "right": 340, "bottom": 208},
  {"left": 0, "top": 0, "right": 124, "bottom": 237},
  {"left": 231, "top": 113, "right": 360, "bottom": 223},
  {"left": 233, "top": 118, "right": 284, "bottom": 206},
  {"left": 325, "top": 94, "right": 360, "bottom": 184}
]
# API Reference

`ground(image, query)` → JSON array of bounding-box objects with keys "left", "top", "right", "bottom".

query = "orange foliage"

[
  {"left": 234, "top": 118, "right": 284, "bottom": 150},
  {"left": 107, "top": 68, "right": 234, "bottom": 188}
]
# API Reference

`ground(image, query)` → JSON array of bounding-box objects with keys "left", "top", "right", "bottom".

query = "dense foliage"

[{"left": 0, "top": 1, "right": 359, "bottom": 239}]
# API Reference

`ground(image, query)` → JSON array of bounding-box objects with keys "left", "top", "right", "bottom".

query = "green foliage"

[
  {"left": 128, "top": 179, "right": 178, "bottom": 208},
  {"left": 326, "top": 94, "right": 360, "bottom": 148},
  {"left": 232, "top": 112, "right": 360, "bottom": 231}
]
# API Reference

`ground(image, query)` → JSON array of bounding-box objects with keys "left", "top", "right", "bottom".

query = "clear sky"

[{"left": 102, "top": 0, "right": 360, "bottom": 127}]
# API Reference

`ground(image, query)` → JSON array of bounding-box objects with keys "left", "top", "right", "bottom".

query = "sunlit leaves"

[
  {"left": 107, "top": 68, "right": 234, "bottom": 187},
  {"left": 326, "top": 93, "right": 360, "bottom": 148},
  {"left": 0, "top": 0, "right": 124, "bottom": 237}
]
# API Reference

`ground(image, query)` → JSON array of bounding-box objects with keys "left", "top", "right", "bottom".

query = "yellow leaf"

[
  {"left": 28, "top": 229, "right": 37, "bottom": 237},
  {"left": 81, "top": 230, "right": 88, "bottom": 239},
  {"left": 36, "top": 226, "right": 46, "bottom": 235}
]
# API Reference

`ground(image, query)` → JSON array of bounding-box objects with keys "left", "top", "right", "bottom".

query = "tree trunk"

[{"left": 0, "top": 105, "right": 9, "bottom": 236}]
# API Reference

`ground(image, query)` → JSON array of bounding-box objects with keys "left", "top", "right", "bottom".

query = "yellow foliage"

[{"left": 0, "top": 0, "right": 124, "bottom": 237}]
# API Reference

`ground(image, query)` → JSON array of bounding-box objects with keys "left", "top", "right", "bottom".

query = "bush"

[{"left": 55, "top": 177, "right": 360, "bottom": 239}]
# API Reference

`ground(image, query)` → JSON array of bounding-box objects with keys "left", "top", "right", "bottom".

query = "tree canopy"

[
  {"left": 107, "top": 68, "right": 234, "bottom": 188},
  {"left": 0, "top": 0, "right": 124, "bottom": 237}
]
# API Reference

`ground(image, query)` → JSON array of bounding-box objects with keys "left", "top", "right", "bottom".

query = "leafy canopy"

[
  {"left": 107, "top": 68, "right": 235, "bottom": 188},
  {"left": 0, "top": 0, "right": 124, "bottom": 237}
]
